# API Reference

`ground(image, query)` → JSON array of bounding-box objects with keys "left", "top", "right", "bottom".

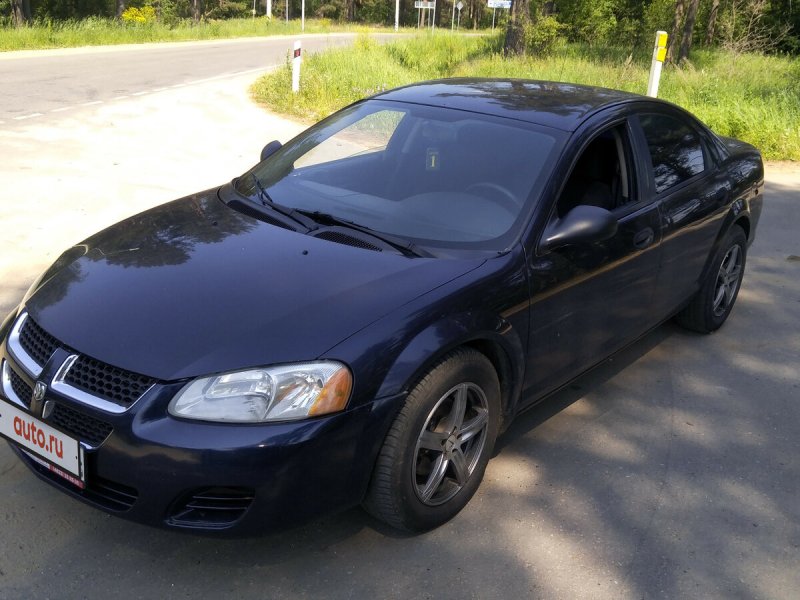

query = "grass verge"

[
  {"left": 0, "top": 18, "right": 397, "bottom": 52},
  {"left": 250, "top": 32, "right": 800, "bottom": 161}
]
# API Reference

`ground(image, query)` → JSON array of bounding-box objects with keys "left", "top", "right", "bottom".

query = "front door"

[{"left": 522, "top": 121, "right": 663, "bottom": 403}]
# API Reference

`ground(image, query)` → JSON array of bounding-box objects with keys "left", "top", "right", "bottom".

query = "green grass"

[
  {"left": 0, "top": 18, "right": 399, "bottom": 52},
  {"left": 250, "top": 32, "right": 800, "bottom": 160},
  {"left": 250, "top": 32, "right": 498, "bottom": 121}
]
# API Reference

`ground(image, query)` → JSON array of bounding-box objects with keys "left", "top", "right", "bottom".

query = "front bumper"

[
  {"left": 7, "top": 392, "right": 402, "bottom": 534},
  {"left": 0, "top": 309, "right": 405, "bottom": 535}
]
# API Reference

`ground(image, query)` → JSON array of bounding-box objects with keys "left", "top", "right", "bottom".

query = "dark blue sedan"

[{"left": 0, "top": 79, "right": 763, "bottom": 533}]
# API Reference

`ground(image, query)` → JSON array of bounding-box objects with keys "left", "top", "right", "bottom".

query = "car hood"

[{"left": 25, "top": 190, "right": 484, "bottom": 381}]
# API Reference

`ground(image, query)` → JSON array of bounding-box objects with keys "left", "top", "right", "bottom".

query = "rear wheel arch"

[
  {"left": 676, "top": 223, "right": 747, "bottom": 333},
  {"left": 696, "top": 209, "right": 750, "bottom": 286},
  {"left": 734, "top": 215, "right": 751, "bottom": 241}
]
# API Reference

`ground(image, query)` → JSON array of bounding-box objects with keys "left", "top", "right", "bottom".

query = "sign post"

[
  {"left": 414, "top": 0, "right": 436, "bottom": 29},
  {"left": 487, "top": 0, "right": 511, "bottom": 30},
  {"left": 456, "top": 1, "right": 463, "bottom": 29},
  {"left": 292, "top": 41, "right": 302, "bottom": 94},
  {"left": 647, "top": 31, "right": 668, "bottom": 97}
]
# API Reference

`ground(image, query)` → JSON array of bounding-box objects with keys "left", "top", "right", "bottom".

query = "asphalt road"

[
  {"left": 0, "top": 33, "right": 368, "bottom": 124},
  {"left": 0, "top": 40, "right": 799, "bottom": 599}
]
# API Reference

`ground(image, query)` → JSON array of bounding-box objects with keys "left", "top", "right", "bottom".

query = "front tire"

[
  {"left": 363, "top": 348, "right": 501, "bottom": 532},
  {"left": 676, "top": 225, "right": 747, "bottom": 333}
]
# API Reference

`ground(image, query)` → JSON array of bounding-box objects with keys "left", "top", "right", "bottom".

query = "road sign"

[
  {"left": 414, "top": 1, "right": 435, "bottom": 7},
  {"left": 456, "top": 1, "right": 463, "bottom": 9},
  {"left": 487, "top": 0, "right": 511, "bottom": 7}
]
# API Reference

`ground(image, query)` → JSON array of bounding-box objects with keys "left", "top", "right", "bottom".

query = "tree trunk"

[
  {"left": 705, "top": 0, "right": 720, "bottom": 45},
  {"left": 115, "top": 0, "right": 125, "bottom": 18},
  {"left": 191, "top": 0, "right": 202, "bottom": 21},
  {"left": 346, "top": 0, "right": 355, "bottom": 21},
  {"left": 11, "top": 0, "right": 32, "bottom": 26},
  {"left": 677, "top": 0, "right": 700, "bottom": 62},
  {"left": 666, "top": 0, "right": 686, "bottom": 62},
  {"left": 504, "top": 0, "right": 531, "bottom": 56}
]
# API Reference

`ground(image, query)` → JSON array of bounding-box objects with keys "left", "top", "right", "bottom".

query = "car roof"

[{"left": 372, "top": 78, "right": 650, "bottom": 132}]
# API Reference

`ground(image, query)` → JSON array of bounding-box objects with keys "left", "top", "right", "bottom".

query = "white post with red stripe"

[{"left": 292, "top": 41, "right": 302, "bottom": 94}]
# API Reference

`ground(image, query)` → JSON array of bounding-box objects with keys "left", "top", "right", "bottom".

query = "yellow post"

[{"left": 646, "top": 31, "right": 668, "bottom": 98}]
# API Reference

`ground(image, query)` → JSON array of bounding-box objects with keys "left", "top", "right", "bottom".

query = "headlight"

[{"left": 168, "top": 361, "right": 352, "bottom": 423}]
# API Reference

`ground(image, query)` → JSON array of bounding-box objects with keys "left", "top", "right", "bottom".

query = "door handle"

[{"left": 633, "top": 227, "right": 655, "bottom": 249}]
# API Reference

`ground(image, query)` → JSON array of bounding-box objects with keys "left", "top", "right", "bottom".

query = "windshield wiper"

[
  {"left": 250, "top": 174, "right": 318, "bottom": 232},
  {"left": 296, "top": 210, "right": 432, "bottom": 258}
]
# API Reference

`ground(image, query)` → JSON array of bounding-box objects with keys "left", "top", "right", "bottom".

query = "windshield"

[{"left": 235, "top": 100, "right": 563, "bottom": 253}]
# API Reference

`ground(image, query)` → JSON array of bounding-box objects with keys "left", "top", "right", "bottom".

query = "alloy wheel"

[
  {"left": 412, "top": 382, "right": 490, "bottom": 506},
  {"left": 713, "top": 244, "right": 743, "bottom": 317}
]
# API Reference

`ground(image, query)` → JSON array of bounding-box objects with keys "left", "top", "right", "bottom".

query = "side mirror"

[
  {"left": 260, "top": 140, "right": 282, "bottom": 162},
  {"left": 542, "top": 205, "right": 618, "bottom": 251}
]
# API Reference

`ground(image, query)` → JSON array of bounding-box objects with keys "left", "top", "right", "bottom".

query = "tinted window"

[
  {"left": 236, "top": 100, "right": 563, "bottom": 253},
  {"left": 557, "top": 125, "right": 635, "bottom": 218},
  {"left": 639, "top": 113, "right": 705, "bottom": 193}
]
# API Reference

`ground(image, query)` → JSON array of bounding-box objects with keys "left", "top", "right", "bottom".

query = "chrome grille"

[
  {"left": 8, "top": 312, "right": 161, "bottom": 413},
  {"left": 18, "top": 315, "right": 59, "bottom": 368},
  {"left": 63, "top": 355, "right": 156, "bottom": 409},
  {"left": 8, "top": 364, "right": 32, "bottom": 408}
]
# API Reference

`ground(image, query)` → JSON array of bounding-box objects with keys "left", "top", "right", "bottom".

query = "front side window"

[
  {"left": 556, "top": 124, "right": 635, "bottom": 218},
  {"left": 235, "top": 100, "right": 564, "bottom": 253},
  {"left": 639, "top": 113, "right": 705, "bottom": 194}
]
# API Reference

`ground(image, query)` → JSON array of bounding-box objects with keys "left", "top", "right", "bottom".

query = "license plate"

[{"left": 0, "top": 399, "right": 85, "bottom": 488}]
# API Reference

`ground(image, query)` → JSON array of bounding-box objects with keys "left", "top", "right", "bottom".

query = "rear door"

[{"left": 633, "top": 111, "right": 734, "bottom": 317}]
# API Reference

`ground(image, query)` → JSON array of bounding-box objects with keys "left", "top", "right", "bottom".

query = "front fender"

[
  {"left": 376, "top": 310, "right": 525, "bottom": 413},
  {"left": 323, "top": 250, "right": 530, "bottom": 424}
]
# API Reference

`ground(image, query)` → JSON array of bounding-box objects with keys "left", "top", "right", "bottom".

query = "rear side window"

[{"left": 639, "top": 113, "right": 705, "bottom": 193}]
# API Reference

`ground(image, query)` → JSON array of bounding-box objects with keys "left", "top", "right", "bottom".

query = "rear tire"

[
  {"left": 363, "top": 348, "right": 500, "bottom": 532},
  {"left": 676, "top": 225, "right": 747, "bottom": 333}
]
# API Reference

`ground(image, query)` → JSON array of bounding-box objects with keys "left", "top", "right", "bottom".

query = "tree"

[
  {"left": 11, "top": 0, "right": 32, "bottom": 26},
  {"left": 666, "top": 0, "right": 686, "bottom": 62},
  {"left": 705, "top": 0, "right": 721, "bottom": 45},
  {"left": 677, "top": 0, "right": 700, "bottom": 62},
  {"left": 719, "top": 0, "right": 791, "bottom": 53},
  {"left": 191, "top": 0, "right": 203, "bottom": 21},
  {"left": 504, "top": 0, "right": 531, "bottom": 55}
]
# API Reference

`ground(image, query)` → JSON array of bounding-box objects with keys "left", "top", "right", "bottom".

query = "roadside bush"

[
  {"left": 524, "top": 16, "right": 564, "bottom": 56},
  {"left": 121, "top": 6, "right": 156, "bottom": 24},
  {"left": 205, "top": 0, "right": 250, "bottom": 20}
]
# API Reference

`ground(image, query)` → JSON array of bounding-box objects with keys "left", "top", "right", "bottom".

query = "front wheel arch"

[
  {"left": 373, "top": 315, "right": 525, "bottom": 425},
  {"left": 363, "top": 347, "right": 502, "bottom": 531}
]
